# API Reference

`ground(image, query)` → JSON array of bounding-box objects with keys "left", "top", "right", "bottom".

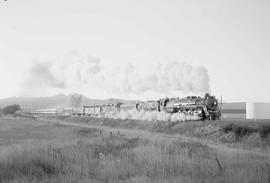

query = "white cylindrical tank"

[{"left": 246, "top": 103, "right": 270, "bottom": 119}]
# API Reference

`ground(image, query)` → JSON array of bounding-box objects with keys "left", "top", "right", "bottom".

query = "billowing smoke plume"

[
  {"left": 28, "top": 62, "right": 65, "bottom": 88},
  {"left": 23, "top": 51, "right": 210, "bottom": 98},
  {"left": 68, "top": 94, "right": 82, "bottom": 108}
]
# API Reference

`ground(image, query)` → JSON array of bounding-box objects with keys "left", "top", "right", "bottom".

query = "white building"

[{"left": 246, "top": 103, "right": 270, "bottom": 119}]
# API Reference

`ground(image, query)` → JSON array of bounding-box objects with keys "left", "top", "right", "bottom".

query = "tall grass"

[{"left": 0, "top": 132, "right": 269, "bottom": 183}]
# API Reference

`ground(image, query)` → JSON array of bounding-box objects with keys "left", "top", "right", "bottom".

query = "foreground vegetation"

[
  {"left": 52, "top": 116, "right": 270, "bottom": 152},
  {"left": 0, "top": 116, "right": 270, "bottom": 183},
  {"left": 1, "top": 131, "right": 270, "bottom": 183}
]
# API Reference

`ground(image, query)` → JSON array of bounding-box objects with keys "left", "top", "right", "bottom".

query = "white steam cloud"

[
  {"left": 102, "top": 109, "right": 200, "bottom": 122},
  {"left": 23, "top": 51, "right": 210, "bottom": 99}
]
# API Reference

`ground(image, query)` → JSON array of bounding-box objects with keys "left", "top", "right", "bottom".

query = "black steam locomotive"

[{"left": 136, "top": 93, "right": 221, "bottom": 120}]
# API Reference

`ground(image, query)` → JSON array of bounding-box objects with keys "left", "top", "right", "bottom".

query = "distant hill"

[
  {"left": 0, "top": 94, "right": 247, "bottom": 113},
  {"left": 0, "top": 94, "right": 137, "bottom": 109}
]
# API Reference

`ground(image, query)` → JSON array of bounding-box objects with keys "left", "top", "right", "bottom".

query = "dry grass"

[
  {"left": 0, "top": 135, "right": 269, "bottom": 183},
  {"left": 57, "top": 116, "right": 270, "bottom": 151},
  {"left": 0, "top": 117, "right": 270, "bottom": 183}
]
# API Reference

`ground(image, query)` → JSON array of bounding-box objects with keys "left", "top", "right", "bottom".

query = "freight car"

[
  {"left": 71, "top": 103, "right": 122, "bottom": 116},
  {"left": 82, "top": 106, "right": 102, "bottom": 116}
]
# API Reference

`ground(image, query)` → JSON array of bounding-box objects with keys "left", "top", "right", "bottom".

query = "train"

[
  {"left": 25, "top": 93, "right": 221, "bottom": 121},
  {"left": 25, "top": 103, "right": 124, "bottom": 117}
]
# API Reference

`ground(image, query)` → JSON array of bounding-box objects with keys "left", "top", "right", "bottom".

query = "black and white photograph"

[{"left": 0, "top": 0, "right": 269, "bottom": 182}]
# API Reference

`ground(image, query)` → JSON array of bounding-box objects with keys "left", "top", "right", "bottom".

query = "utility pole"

[{"left": 220, "top": 96, "right": 223, "bottom": 118}]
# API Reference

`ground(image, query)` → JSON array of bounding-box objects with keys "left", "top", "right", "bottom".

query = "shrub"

[
  {"left": 2, "top": 104, "right": 21, "bottom": 115},
  {"left": 259, "top": 125, "right": 270, "bottom": 139},
  {"left": 77, "top": 127, "right": 101, "bottom": 137},
  {"left": 221, "top": 123, "right": 256, "bottom": 139},
  {"left": 0, "top": 149, "right": 60, "bottom": 182}
]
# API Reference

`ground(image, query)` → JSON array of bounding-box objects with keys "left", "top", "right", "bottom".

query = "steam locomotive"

[{"left": 136, "top": 93, "right": 221, "bottom": 120}]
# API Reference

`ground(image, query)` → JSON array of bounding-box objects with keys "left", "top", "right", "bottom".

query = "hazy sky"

[{"left": 0, "top": 0, "right": 269, "bottom": 102}]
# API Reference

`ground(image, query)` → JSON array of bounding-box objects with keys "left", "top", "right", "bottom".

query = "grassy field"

[
  {"left": 51, "top": 116, "right": 270, "bottom": 152},
  {"left": 0, "top": 116, "right": 269, "bottom": 183}
]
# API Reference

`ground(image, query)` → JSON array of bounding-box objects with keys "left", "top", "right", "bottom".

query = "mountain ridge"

[
  {"left": 0, "top": 94, "right": 137, "bottom": 109},
  {"left": 0, "top": 94, "right": 246, "bottom": 111}
]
